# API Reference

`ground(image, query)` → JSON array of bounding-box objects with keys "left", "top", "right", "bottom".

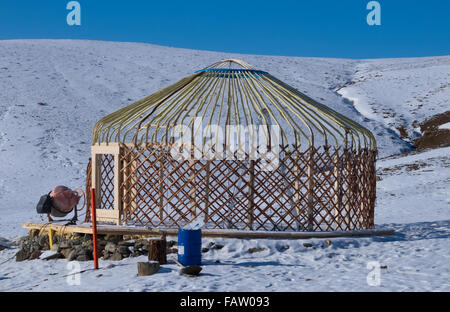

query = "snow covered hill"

[
  {"left": 337, "top": 57, "right": 450, "bottom": 145},
  {"left": 0, "top": 40, "right": 448, "bottom": 291}
]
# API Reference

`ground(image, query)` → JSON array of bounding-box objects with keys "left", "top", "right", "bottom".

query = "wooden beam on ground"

[{"left": 22, "top": 222, "right": 395, "bottom": 239}]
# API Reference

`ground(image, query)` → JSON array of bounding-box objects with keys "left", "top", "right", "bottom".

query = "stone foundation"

[{"left": 15, "top": 230, "right": 177, "bottom": 262}]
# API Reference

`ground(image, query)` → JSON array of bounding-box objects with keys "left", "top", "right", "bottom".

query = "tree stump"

[
  {"left": 148, "top": 237, "right": 166, "bottom": 264},
  {"left": 137, "top": 261, "right": 160, "bottom": 276}
]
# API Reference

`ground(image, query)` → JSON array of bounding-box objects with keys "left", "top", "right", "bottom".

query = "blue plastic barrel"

[{"left": 177, "top": 229, "right": 202, "bottom": 266}]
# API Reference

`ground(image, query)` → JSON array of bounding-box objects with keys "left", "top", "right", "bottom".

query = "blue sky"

[{"left": 0, "top": 0, "right": 449, "bottom": 58}]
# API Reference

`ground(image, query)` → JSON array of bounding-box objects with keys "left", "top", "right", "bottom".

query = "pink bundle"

[{"left": 49, "top": 185, "right": 84, "bottom": 217}]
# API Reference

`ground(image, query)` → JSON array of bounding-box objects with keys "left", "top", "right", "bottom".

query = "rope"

[{"left": 74, "top": 188, "right": 86, "bottom": 212}]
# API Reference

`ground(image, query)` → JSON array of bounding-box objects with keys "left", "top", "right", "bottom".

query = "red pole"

[{"left": 90, "top": 188, "right": 99, "bottom": 269}]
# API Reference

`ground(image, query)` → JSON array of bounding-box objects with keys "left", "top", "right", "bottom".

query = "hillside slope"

[{"left": 0, "top": 40, "right": 449, "bottom": 291}]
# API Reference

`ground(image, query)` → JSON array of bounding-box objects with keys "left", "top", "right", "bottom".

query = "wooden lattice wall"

[{"left": 86, "top": 143, "right": 376, "bottom": 232}]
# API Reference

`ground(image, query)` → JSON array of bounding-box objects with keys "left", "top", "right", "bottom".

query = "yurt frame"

[{"left": 85, "top": 60, "right": 377, "bottom": 233}]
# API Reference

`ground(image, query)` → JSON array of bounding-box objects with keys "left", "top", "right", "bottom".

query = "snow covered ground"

[
  {"left": 336, "top": 57, "right": 450, "bottom": 145},
  {"left": 0, "top": 40, "right": 449, "bottom": 291}
]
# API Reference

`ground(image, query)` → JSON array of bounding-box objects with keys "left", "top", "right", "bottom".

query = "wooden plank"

[
  {"left": 96, "top": 209, "right": 120, "bottom": 220},
  {"left": 48, "top": 229, "right": 54, "bottom": 250},
  {"left": 202, "top": 228, "right": 396, "bottom": 239},
  {"left": 91, "top": 143, "right": 120, "bottom": 155},
  {"left": 95, "top": 142, "right": 171, "bottom": 148},
  {"left": 123, "top": 151, "right": 130, "bottom": 223},
  {"left": 22, "top": 222, "right": 395, "bottom": 239},
  {"left": 91, "top": 154, "right": 101, "bottom": 211},
  {"left": 113, "top": 150, "right": 122, "bottom": 225}
]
